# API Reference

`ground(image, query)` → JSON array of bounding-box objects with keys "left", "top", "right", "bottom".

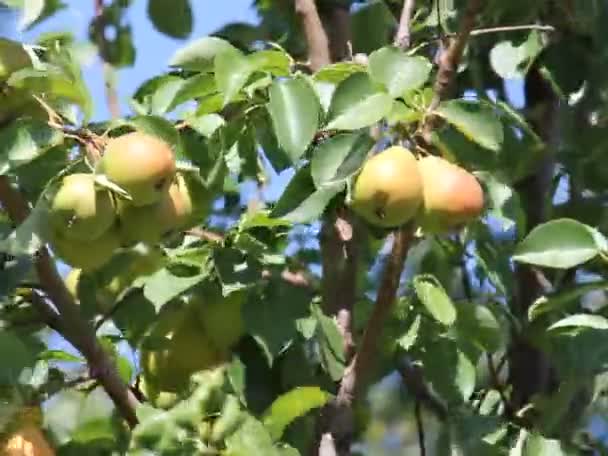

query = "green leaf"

[
  {"left": 169, "top": 36, "right": 236, "bottom": 71},
  {"left": 413, "top": 275, "right": 457, "bottom": 326},
  {"left": 368, "top": 46, "right": 432, "bottom": 97},
  {"left": 435, "top": 100, "right": 504, "bottom": 152},
  {"left": 262, "top": 387, "right": 331, "bottom": 441},
  {"left": 549, "top": 314, "right": 608, "bottom": 331},
  {"left": 9, "top": 67, "right": 93, "bottom": 120},
  {"left": 310, "top": 132, "right": 374, "bottom": 188},
  {"left": 215, "top": 47, "right": 254, "bottom": 106},
  {"left": 0, "top": 197, "right": 49, "bottom": 256},
  {"left": 490, "top": 32, "right": 544, "bottom": 79},
  {"left": 267, "top": 78, "right": 320, "bottom": 162},
  {"left": 528, "top": 280, "right": 608, "bottom": 321},
  {"left": 423, "top": 340, "right": 476, "bottom": 403},
  {"left": 513, "top": 432, "right": 565, "bottom": 456},
  {"left": 326, "top": 72, "right": 392, "bottom": 130},
  {"left": 476, "top": 171, "right": 525, "bottom": 234},
  {"left": 0, "top": 119, "right": 64, "bottom": 174},
  {"left": 147, "top": 0, "right": 192, "bottom": 39},
  {"left": 142, "top": 268, "right": 208, "bottom": 311},
  {"left": 513, "top": 218, "right": 601, "bottom": 269},
  {"left": 397, "top": 315, "right": 421, "bottom": 351},
  {"left": 225, "top": 415, "right": 279, "bottom": 456},
  {"left": 313, "top": 304, "right": 346, "bottom": 381},
  {"left": 19, "top": 0, "right": 45, "bottom": 31},
  {"left": 243, "top": 281, "right": 310, "bottom": 365},
  {"left": 313, "top": 62, "right": 366, "bottom": 84},
  {"left": 0, "top": 330, "right": 37, "bottom": 383},
  {"left": 271, "top": 165, "right": 343, "bottom": 224},
  {"left": 249, "top": 50, "right": 291, "bottom": 76},
  {"left": 455, "top": 303, "right": 503, "bottom": 352}
]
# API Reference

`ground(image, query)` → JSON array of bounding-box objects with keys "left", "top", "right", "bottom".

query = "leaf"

[
  {"left": 147, "top": 0, "right": 192, "bottom": 39},
  {"left": 0, "top": 197, "right": 49, "bottom": 256},
  {"left": 271, "top": 165, "right": 343, "bottom": 224},
  {"left": 455, "top": 303, "right": 503, "bottom": 352},
  {"left": 490, "top": 32, "right": 544, "bottom": 79},
  {"left": 513, "top": 218, "right": 601, "bottom": 269},
  {"left": 368, "top": 46, "right": 432, "bottom": 97},
  {"left": 310, "top": 132, "right": 374, "bottom": 188},
  {"left": 169, "top": 36, "right": 236, "bottom": 71},
  {"left": 313, "top": 62, "right": 366, "bottom": 84},
  {"left": 262, "top": 387, "right": 331, "bottom": 441},
  {"left": 142, "top": 268, "right": 208, "bottom": 311},
  {"left": 8, "top": 67, "right": 93, "bottom": 120},
  {"left": 249, "top": 50, "right": 291, "bottom": 76},
  {"left": 19, "top": 0, "right": 45, "bottom": 31},
  {"left": 423, "top": 340, "right": 476, "bottom": 403},
  {"left": 0, "top": 330, "right": 37, "bottom": 383},
  {"left": 313, "top": 304, "right": 346, "bottom": 381},
  {"left": 0, "top": 119, "right": 64, "bottom": 174},
  {"left": 435, "top": 100, "right": 504, "bottom": 152},
  {"left": 549, "top": 314, "right": 608, "bottom": 331},
  {"left": 528, "top": 280, "right": 608, "bottom": 321},
  {"left": 397, "top": 315, "right": 421, "bottom": 351},
  {"left": 476, "top": 171, "right": 525, "bottom": 234},
  {"left": 413, "top": 275, "right": 457, "bottom": 326},
  {"left": 215, "top": 47, "right": 254, "bottom": 106},
  {"left": 267, "top": 78, "right": 320, "bottom": 162},
  {"left": 243, "top": 281, "right": 310, "bottom": 365},
  {"left": 225, "top": 415, "right": 279, "bottom": 456},
  {"left": 326, "top": 72, "right": 392, "bottom": 130},
  {"left": 517, "top": 432, "right": 565, "bottom": 456}
]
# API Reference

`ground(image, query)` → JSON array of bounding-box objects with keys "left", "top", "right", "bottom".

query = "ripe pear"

[
  {"left": 193, "top": 288, "right": 246, "bottom": 351},
  {"left": 351, "top": 146, "right": 424, "bottom": 228},
  {"left": 0, "top": 38, "right": 31, "bottom": 81},
  {"left": 49, "top": 227, "right": 120, "bottom": 271},
  {"left": 98, "top": 132, "right": 176, "bottom": 206},
  {"left": 2, "top": 405, "right": 54, "bottom": 456},
  {"left": 140, "top": 304, "right": 226, "bottom": 396},
  {"left": 64, "top": 268, "right": 117, "bottom": 312},
  {"left": 49, "top": 173, "right": 116, "bottom": 242},
  {"left": 117, "top": 174, "right": 193, "bottom": 245},
  {"left": 416, "top": 155, "right": 484, "bottom": 233}
]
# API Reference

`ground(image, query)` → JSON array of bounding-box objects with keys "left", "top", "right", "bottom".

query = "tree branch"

[
  {"left": 428, "top": 0, "right": 483, "bottom": 112},
  {"left": 295, "top": 0, "right": 331, "bottom": 71},
  {"left": 394, "top": 0, "right": 416, "bottom": 49},
  {"left": 94, "top": 0, "right": 121, "bottom": 119},
  {"left": 0, "top": 176, "right": 140, "bottom": 427},
  {"left": 415, "top": 400, "right": 426, "bottom": 456}
]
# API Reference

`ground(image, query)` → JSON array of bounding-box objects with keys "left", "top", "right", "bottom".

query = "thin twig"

[
  {"left": 294, "top": 0, "right": 331, "bottom": 71},
  {"left": 415, "top": 400, "right": 426, "bottom": 456},
  {"left": 427, "top": 0, "right": 483, "bottom": 113},
  {"left": 394, "top": 0, "right": 416, "bottom": 49},
  {"left": 397, "top": 360, "right": 447, "bottom": 421},
  {"left": 94, "top": 0, "right": 121, "bottom": 119},
  {"left": 470, "top": 24, "right": 555, "bottom": 36},
  {"left": 0, "top": 176, "right": 140, "bottom": 427}
]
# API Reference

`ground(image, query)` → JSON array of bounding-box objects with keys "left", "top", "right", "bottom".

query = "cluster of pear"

[
  {"left": 1, "top": 405, "right": 55, "bottom": 456},
  {"left": 139, "top": 285, "right": 246, "bottom": 409},
  {"left": 351, "top": 146, "right": 484, "bottom": 232},
  {"left": 47, "top": 132, "right": 211, "bottom": 272}
]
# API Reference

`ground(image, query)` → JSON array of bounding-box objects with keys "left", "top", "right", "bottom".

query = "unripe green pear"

[
  {"left": 0, "top": 38, "right": 31, "bottom": 81},
  {"left": 118, "top": 174, "right": 191, "bottom": 245},
  {"left": 416, "top": 155, "right": 484, "bottom": 233},
  {"left": 98, "top": 132, "right": 176, "bottom": 206},
  {"left": 49, "top": 227, "right": 120, "bottom": 271},
  {"left": 193, "top": 288, "right": 246, "bottom": 351},
  {"left": 140, "top": 304, "right": 227, "bottom": 397},
  {"left": 49, "top": 173, "right": 116, "bottom": 241},
  {"left": 351, "top": 146, "right": 423, "bottom": 228}
]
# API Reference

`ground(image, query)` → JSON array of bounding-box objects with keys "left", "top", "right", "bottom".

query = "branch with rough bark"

[
  {"left": 317, "top": 1, "right": 485, "bottom": 453},
  {"left": 394, "top": 0, "right": 416, "bottom": 49},
  {"left": 295, "top": 0, "right": 331, "bottom": 71},
  {"left": 0, "top": 176, "right": 140, "bottom": 427}
]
